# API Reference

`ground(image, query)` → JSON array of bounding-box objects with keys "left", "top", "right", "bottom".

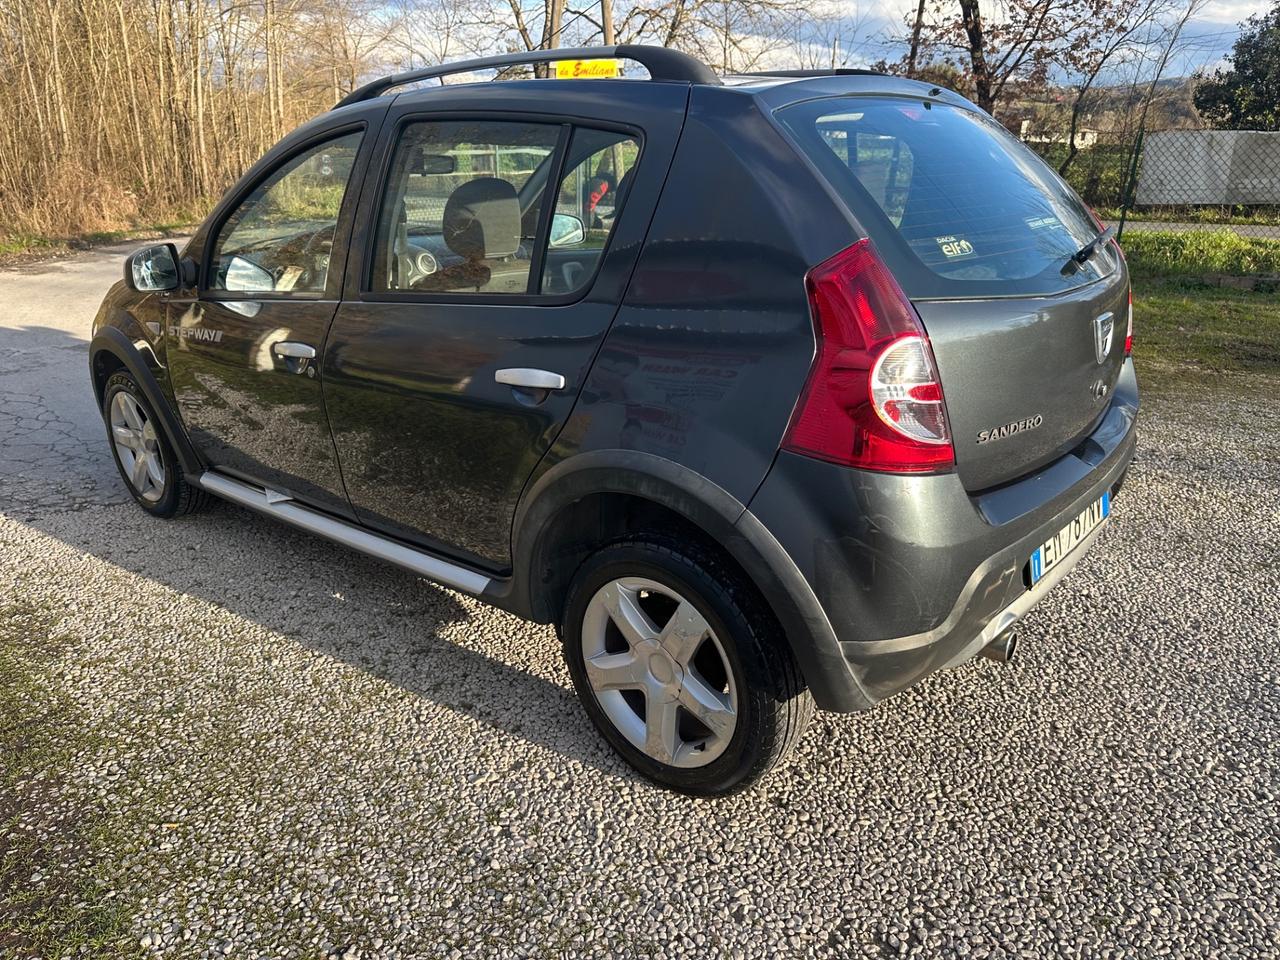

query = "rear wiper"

[{"left": 1061, "top": 225, "right": 1115, "bottom": 276}]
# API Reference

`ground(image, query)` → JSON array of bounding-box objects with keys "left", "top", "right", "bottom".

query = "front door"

[
  {"left": 168, "top": 126, "right": 370, "bottom": 515},
  {"left": 323, "top": 85, "right": 687, "bottom": 568}
]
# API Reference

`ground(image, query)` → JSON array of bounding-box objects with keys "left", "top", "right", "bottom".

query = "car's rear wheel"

[
  {"left": 101, "top": 370, "right": 208, "bottom": 518},
  {"left": 561, "top": 536, "right": 813, "bottom": 796}
]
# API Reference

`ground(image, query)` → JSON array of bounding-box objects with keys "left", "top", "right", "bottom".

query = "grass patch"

[
  {"left": 0, "top": 234, "right": 66, "bottom": 257},
  {"left": 1097, "top": 206, "right": 1280, "bottom": 227},
  {"left": 0, "top": 220, "right": 196, "bottom": 265},
  {"left": 0, "top": 600, "right": 142, "bottom": 959},
  {"left": 1120, "top": 230, "right": 1280, "bottom": 280},
  {"left": 1132, "top": 275, "right": 1280, "bottom": 393}
]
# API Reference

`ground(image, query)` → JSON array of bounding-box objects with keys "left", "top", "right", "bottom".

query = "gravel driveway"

[{"left": 2, "top": 244, "right": 1278, "bottom": 959}]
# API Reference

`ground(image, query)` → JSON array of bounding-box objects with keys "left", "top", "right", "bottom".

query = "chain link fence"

[
  {"left": 1021, "top": 105, "right": 1280, "bottom": 282},
  {"left": 1025, "top": 124, "right": 1280, "bottom": 236}
]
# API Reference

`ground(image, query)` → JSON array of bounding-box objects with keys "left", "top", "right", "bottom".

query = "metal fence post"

[{"left": 1117, "top": 126, "right": 1145, "bottom": 241}]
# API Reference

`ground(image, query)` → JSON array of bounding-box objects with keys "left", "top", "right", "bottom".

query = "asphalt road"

[{"left": 2, "top": 243, "right": 1278, "bottom": 959}]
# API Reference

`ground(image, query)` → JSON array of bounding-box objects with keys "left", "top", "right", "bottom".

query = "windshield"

[{"left": 778, "top": 96, "right": 1118, "bottom": 298}]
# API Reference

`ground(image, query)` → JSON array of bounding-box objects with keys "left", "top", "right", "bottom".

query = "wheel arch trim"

[
  {"left": 89, "top": 326, "right": 203, "bottom": 476},
  {"left": 501, "top": 449, "right": 873, "bottom": 712}
]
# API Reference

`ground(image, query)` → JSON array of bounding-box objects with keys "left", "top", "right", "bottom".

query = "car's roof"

[
  {"left": 725, "top": 72, "right": 980, "bottom": 113},
  {"left": 323, "top": 45, "right": 983, "bottom": 122},
  {"left": 374, "top": 71, "right": 978, "bottom": 115}
]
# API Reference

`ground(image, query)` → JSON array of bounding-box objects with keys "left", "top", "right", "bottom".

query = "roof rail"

[
  {"left": 738, "top": 68, "right": 890, "bottom": 79},
  {"left": 334, "top": 44, "right": 719, "bottom": 109}
]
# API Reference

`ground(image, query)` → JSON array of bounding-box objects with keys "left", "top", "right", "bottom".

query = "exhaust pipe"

[{"left": 980, "top": 629, "right": 1018, "bottom": 663}]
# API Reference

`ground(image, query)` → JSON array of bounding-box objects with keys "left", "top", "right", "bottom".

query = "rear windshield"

[{"left": 778, "top": 96, "right": 1118, "bottom": 298}]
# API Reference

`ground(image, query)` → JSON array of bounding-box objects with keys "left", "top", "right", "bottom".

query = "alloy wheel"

[
  {"left": 109, "top": 391, "right": 165, "bottom": 503},
  {"left": 580, "top": 577, "right": 738, "bottom": 768}
]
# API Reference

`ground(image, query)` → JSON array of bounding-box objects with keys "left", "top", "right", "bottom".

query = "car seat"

[{"left": 415, "top": 177, "right": 523, "bottom": 293}]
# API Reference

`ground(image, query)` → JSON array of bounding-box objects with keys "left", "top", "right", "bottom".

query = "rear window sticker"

[{"left": 935, "top": 235, "right": 975, "bottom": 259}]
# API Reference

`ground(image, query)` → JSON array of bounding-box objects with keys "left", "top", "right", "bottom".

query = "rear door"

[
  {"left": 323, "top": 82, "right": 688, "bottom": 568},
  {"left": 777, "top": 95, "right": 1129, "bottom": 490}
]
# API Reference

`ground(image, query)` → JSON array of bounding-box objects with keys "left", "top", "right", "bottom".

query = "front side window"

[
  {"left": 372, "top": 120, "right": 561, "bottom": 295},
  {"left": 541, "top": 129, "right": 639, "bottom": 295},
  {"left": 209, "top": 131, "right": 363, "bottom": 295}
]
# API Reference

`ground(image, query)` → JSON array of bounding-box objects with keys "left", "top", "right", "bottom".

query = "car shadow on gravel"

[
  {"left": 0, "top": 313, "right": 634, "bottom": 780},
  {"left": 17, "top": 497, "right": 637, "bottom": 781}
]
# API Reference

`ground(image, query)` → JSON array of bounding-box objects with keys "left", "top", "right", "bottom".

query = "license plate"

[{"left": 1028, "top": 491, "right": 1110, "bottom": 586}]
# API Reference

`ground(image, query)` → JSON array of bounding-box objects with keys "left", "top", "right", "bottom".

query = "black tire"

[
  {"left": 561, "top": 535, "right": 813, "bottom": 796},
  {"left": 101, "top": 370, "right": 209, "bottom": 518}
]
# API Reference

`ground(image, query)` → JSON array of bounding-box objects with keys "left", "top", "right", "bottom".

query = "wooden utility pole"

[
  {"left": 601, "top": 0, "right": 615, "bottom": 44},
  {"left": 548, "top": 0, "right": 564, "bottom": 49},
  {"left": 537, "top": 0, "right": 564, "bottom": 78},
  {"left": 601, "top": 0, "right": 623, "bottom": 184}
]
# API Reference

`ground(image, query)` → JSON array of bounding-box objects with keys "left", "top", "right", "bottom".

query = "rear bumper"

[{"left": 746, "top": 359, "right": 1139, "bottom": 711}]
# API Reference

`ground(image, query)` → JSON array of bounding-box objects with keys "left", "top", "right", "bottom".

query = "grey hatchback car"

[{"left": 91, "top": 46, "right": 1137, "bottom": 795}]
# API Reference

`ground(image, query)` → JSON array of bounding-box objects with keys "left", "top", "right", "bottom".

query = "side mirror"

[
  {"left": 549, "top": 213, "right": 585, "bottom": 248},
  {"left": 223, "top": 255, "right": 275, "bottom": 292},
  {"left": 125, "top": 243, "right": 181, "bottom": 292}
]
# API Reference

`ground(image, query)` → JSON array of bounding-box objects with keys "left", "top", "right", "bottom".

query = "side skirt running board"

[{"left": 195, "top": 472, "right": 493, "bottom": 596}]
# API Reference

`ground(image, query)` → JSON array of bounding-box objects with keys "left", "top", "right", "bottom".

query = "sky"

[{"left": 820, "top": 0, "right": 1271, "bottom": 80}]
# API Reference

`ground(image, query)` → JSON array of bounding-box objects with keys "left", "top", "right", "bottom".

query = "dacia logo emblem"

[{"left": 1093, "top": 312, "right": 1114, "bottom": 365}]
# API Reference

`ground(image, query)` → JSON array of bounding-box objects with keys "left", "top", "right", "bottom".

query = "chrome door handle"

[
  {"left": 272, "top": 341, "right": 316, "bottom": 359},
  {"left": 495, "top": 368, "right": 566, "bottom": 390}
]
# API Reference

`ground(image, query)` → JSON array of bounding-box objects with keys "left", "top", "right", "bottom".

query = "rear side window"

[
  {"left": 372, "top": 119, "right": 562, "bottom": 295},
  {"left": 778, "top": 97, "right": 1117, "bottom": 298},
  {"left": 542, "top": 128, "right": 640, "bottom": 296}
]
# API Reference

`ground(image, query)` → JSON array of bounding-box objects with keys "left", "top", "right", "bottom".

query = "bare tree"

[
  {"left": 906, "top": 0, "right": 927, "bottom": 76},
  {"left": 0, "top": 0, "right": 348, "bottom": 236},
  {"left": 390, "top": 0, "right": 489, "bottom": 70},
  {"left": 477, "top": 0, "right": 806, "bottom": 72},
  {"left": 787, "top": 2, "right": 874, "bottom": 71},
  {"left": 904, "top": 0, "right": 1072, "bottom": 113},
  {"left": 1054, "top": 0, "right": 1176, "bottom": 175},
  {"left": 0, "top": 0, "right": 1034, "bottom": 240}
]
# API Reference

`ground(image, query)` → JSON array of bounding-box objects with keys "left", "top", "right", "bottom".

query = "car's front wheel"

[
  {"left": 561, "top": 536, "right": 813, "bottom": 796},
  {"left": 101, "top": 370, "right": 208, "bottom": 518}
]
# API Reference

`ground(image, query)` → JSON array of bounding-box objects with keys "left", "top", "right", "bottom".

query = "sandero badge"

[{"left": 977, "top": 415, "right": 1044, "bottom": 445}]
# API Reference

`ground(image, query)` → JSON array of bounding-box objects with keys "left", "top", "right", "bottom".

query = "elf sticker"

[{"left": 935, "top": 235, "right": 975, "bottom": 259}]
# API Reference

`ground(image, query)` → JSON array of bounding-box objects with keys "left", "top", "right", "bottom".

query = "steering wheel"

[{"left": 300, "top": 224, "right": 336, "bottom": 279}]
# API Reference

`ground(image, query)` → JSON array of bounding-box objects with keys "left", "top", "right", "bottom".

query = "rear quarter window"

[{"left": 779, "top": 97, "right": 1119, "bottom": 299}]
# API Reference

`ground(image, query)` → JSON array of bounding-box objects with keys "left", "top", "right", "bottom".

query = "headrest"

[{"left": 442, "top": 177, "right": 520, "bottom": 260}]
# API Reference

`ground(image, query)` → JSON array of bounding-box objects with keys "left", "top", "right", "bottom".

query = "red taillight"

[
  {"left": 1125, "top": 288, "right": 1133, "bottom": 356},
  {"left": 782, "top": 239, "right": 954, "bottom": 473}
]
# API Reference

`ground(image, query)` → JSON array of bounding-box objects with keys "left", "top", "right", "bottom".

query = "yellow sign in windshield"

[{"left": 555, "top": 59, "right": 620, "bottom": 79}]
